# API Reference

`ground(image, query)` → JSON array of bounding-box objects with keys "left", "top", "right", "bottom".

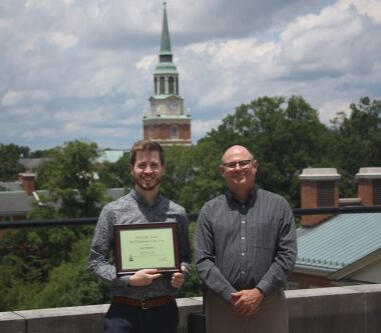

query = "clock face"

[{"left": 169, "top": 101, "right": 178, "bottom": 111}]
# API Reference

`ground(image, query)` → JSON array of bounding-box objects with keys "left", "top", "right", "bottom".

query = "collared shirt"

[
  {"left": 194, "top": 187, "right": 297, "bottom": 303},
  {"left": 88, "top": 189, "right": 191, "bottom": 299}
]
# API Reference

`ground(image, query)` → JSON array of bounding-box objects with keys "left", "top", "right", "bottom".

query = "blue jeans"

[{"left": 104, "top": 300, "right": 179, "bottom": 333}]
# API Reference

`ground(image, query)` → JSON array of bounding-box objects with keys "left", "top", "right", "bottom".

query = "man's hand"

[
  {"left": 128, "top": 269, "right": 162, "bottom": 287},
  {"left": 230, "top": 288, "right": 264, "bottom": 316},
  {"left": 171, "top": 265, "right": 186, "bottom": 289}
]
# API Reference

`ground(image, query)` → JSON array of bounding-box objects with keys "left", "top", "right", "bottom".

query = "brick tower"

[{"left": 143, "top": 3, "right": 192, "bottom": 146}]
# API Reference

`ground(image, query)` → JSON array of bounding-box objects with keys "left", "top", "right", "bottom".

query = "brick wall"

[
  {"left": 143, "top": 123, "right": 191, "bottom": 142},
  {"left": 357, "top": 179, "right": 373, "bottom": 206}
]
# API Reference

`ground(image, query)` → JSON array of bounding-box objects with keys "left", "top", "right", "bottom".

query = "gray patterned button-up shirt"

[
  {"left": 88, "top": 189, "right": 191, "bottom": 299},
  {"left": 194, "top": 187, "right": 297, "bottom": 303}
]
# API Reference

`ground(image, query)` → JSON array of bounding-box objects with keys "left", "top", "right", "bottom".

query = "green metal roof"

[
  {"left": 143, "top": 114, "right": 191, "bottom": 120},
  {"left": 296, "top": 213, "right": 381, "bottom": 272},
  {"left": 154, "top": 62, "right": 178, "bottom": 74},
  {"left": 160, "top": 3, "right": 172, "bottom": 55}
]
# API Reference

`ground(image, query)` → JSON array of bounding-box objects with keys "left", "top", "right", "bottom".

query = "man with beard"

[
  {"left": 89, "top": 140, "right": 191, "bottom": 333},
  {"left": 194, "top": 145, "right": 297, "bottom": 333}
]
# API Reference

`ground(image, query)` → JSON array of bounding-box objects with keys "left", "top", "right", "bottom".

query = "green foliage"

[
  {"left": 0, "top": 226, "right": 95, "bottom": 310},
  {"left": 30, "top": 140, "right": 109, "bottom": 219},
  {"left": 177, "top": 220, "right": 202, "bottom": 298},
  {"left": 331, "top": 97, "right": 381, "bottom": 197},
  {"left": 2, "top": 95, "right": 381, "bottom": 311},
  {"left": 0, "top": 140, "right": 114, "bottom": 311},
  {"left": 0, "top": 143, "right": 29, "bottom": 181},
  {"left": 161, "top": 146, "right": 198, "bottom": 212},
  {"left": 32, "top": 237, "right": 109, "bottom": 309},
  {"left": 29, "top": 148, "right": 55, "bottom": 158},
  {"left": 97, "top": 152, "right": 131, "bottom": 189},
  {"left": 197, "top": 96, "right": 335, "bottom": 206}
]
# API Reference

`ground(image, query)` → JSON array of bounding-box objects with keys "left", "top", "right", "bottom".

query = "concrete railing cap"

[
  {"left": 355, "top": 167, "right": 381, "bottom": 179},
  {"left": 299, "top": 168, "right": 341, "bottom": 181}
]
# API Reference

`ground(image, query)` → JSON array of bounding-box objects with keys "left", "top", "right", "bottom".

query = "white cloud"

[
  {"left": 135, "top": 55, "right": 156, "bottom": 72},
  {"left": 345, "top": 0, "right": 381, "bottom": 24},
  {"left": 89, "top": 67, "right": 125, "bottom": 95},
  {"left": 2, "top": 90, "right": 50, "bottom": 107},
  {"left": 1, "top": 0, "right": 380, "bottom": 150},
  {"left": 318, "top": 99, "right": 351, "bottom": 125},
  {"left": 192, "top": 119, "right": 220, "bottom": 138},
  {"left": 47, "top": 32, "right": 78, "bottom": 49}
]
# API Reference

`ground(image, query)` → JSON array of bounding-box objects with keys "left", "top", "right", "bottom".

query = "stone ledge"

[{"left": 1, "top": 285, "right": 381, "bottom": 333}]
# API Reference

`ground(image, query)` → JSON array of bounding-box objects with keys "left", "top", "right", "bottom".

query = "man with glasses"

[
  {"left": 194, "top": 145, "right": 297, "bottom": 333},
  {"left": 88, "top": 140, "right": 191, "bottom": 333}
]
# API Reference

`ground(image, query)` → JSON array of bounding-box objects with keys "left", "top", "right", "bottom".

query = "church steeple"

[
  {"left": 142, "top": 3, "right": 192, "bottom": 146},
  {"left": 153, "top": 3, "right": 178, "bottom": 96}
]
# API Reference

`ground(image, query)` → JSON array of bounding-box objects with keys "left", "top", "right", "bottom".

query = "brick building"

[{"left": 288, "top": 167, "right": 381, "bottom": 289}]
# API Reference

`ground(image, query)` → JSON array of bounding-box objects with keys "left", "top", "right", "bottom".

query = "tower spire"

[{"left": 159, "top": 2, "right": 172, "bottom": 62}]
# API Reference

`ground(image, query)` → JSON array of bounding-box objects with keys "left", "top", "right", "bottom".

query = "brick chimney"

[
  {"left": 299, "top": 168, "right": 341, "bottom": 226},
  {"left": 355, "top": 168, "right": 381, "bottom": 206},
  {"left": 18, "top": 173, "right": 36, "bottom": 196}
]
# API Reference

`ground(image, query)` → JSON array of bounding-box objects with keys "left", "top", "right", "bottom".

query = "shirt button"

[
  {"left": 241, "top": 252, "right": 245, "bottom": 256},
  {"left": 241, "top": 221, "right": 246, "bottom": 224},
  {"left": 241, "top": 271, "right": 246, "bottom": 274},
  {"left": 241, "top": 236, "right": 245, "bottom": 240}
]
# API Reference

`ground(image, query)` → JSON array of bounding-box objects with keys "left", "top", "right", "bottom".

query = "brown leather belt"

[{"left": 112, "top": 295, "right": 174, "bottom": 309}]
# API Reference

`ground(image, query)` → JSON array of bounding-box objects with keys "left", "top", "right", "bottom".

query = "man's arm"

[
  {"left": 88, "top": 204, "right": 131, "bottom": 288},
  {"left": 193, "top": 206, "right": 237, "bottom": 303},
  {"left": 255, "top": 199, "right": 297, "bottom": 296}
]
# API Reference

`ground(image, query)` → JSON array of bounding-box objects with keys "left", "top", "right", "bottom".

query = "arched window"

[
  {"left": 168, "top": 77, "right": 174, "bottom": 94},
  {"left": 171, "top": 125, "right": 178, "bottom": 139},
  {"left": 154, "top": 77, "right": 158, "bottom": 94},
  {"left": 176, "top": 77, "right": 179, "bottom": 94},
  {"left": 159, "top": 77, "right": 165, "bottom": 94}
]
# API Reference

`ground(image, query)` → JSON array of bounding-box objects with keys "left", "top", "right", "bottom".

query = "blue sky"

[{"left": 1, "top": 0, "right": 380, "bottom": 150}]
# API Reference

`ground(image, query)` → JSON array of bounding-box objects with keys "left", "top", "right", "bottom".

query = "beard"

[{"left": 133, "top": 174, "right": 162, "bottom": 192}]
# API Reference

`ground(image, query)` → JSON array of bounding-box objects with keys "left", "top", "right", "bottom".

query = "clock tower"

[{"left": 143, "top": 3, "right": 191, "bottom": 146}]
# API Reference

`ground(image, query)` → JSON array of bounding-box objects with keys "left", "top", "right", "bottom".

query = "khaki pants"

[{"left": 205, "top": 289, "right": 288, "bottom": 333}]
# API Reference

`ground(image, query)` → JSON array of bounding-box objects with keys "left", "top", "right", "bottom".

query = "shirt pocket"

[{"left": 250, "top": 222, "right": 278, "bottom": 250}]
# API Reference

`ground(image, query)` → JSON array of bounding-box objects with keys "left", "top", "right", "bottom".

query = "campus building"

[{"left": 142, "top": 4, "right": 192, "bottom": 146}]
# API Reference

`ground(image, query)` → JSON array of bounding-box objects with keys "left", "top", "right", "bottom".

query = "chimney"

[
  {"left": 299, "top": 168, "right": 341, "bottom": 226},
  {"left": 355, "top": 167, "right": 381, "bottom": 206},
  {"left": 18, "top": 173, "right": 36, "bottom": 196}
]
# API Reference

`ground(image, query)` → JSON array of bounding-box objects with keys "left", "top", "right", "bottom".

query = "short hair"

[{"left": 130, "top": 140, "right": 164, "bottom": 166}]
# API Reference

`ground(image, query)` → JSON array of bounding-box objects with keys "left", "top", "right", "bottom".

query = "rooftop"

[{"left": 296, "top": 213, "right": 381, "bottom": 272}]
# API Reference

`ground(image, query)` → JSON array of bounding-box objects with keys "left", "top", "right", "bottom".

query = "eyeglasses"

[
  {"left": 222, "top": 159, "right": 253, "bottom": 170},
  {"left": 135, "top": 162, "right": 161, "bottom": 170}
]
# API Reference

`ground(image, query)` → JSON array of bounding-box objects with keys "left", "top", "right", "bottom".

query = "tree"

[
  {"left": 96, "top": 152, "right": 132, "bottom": 189},
  {"left": 197, "top": 96, "right": 335, "bottom": 206},
  {"left": 0, "top": 140, "right": 115, "bottom": 311},
  {"left": 331, "top": 97, "right": 381, "bottom": 196},
  {"left": 29, "top": 148, "right": 55, "bottom": 158},
  {"left": 0, "top": 224, "right": 93, "bottom": 310},
  {"left": 30, "top": 140, "right": 110, "bottom": 219},
  {"left": 0, "top": 143, "right": 30, "bottom": 181},
  {"left": 29, "top": 237, "right": 109, "bottom": 309},
  {"left": 160, "top": 146, "right": 200, "bottom": 212}
]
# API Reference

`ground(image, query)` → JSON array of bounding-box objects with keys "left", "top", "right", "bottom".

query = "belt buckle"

[{"left": 141, "top": 298, "right": 149, "bottom": 310}]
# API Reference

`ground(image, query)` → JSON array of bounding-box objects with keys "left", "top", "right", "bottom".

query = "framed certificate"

[{"left": 114, "top": 222, "right": 180, "bottom": 275}]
